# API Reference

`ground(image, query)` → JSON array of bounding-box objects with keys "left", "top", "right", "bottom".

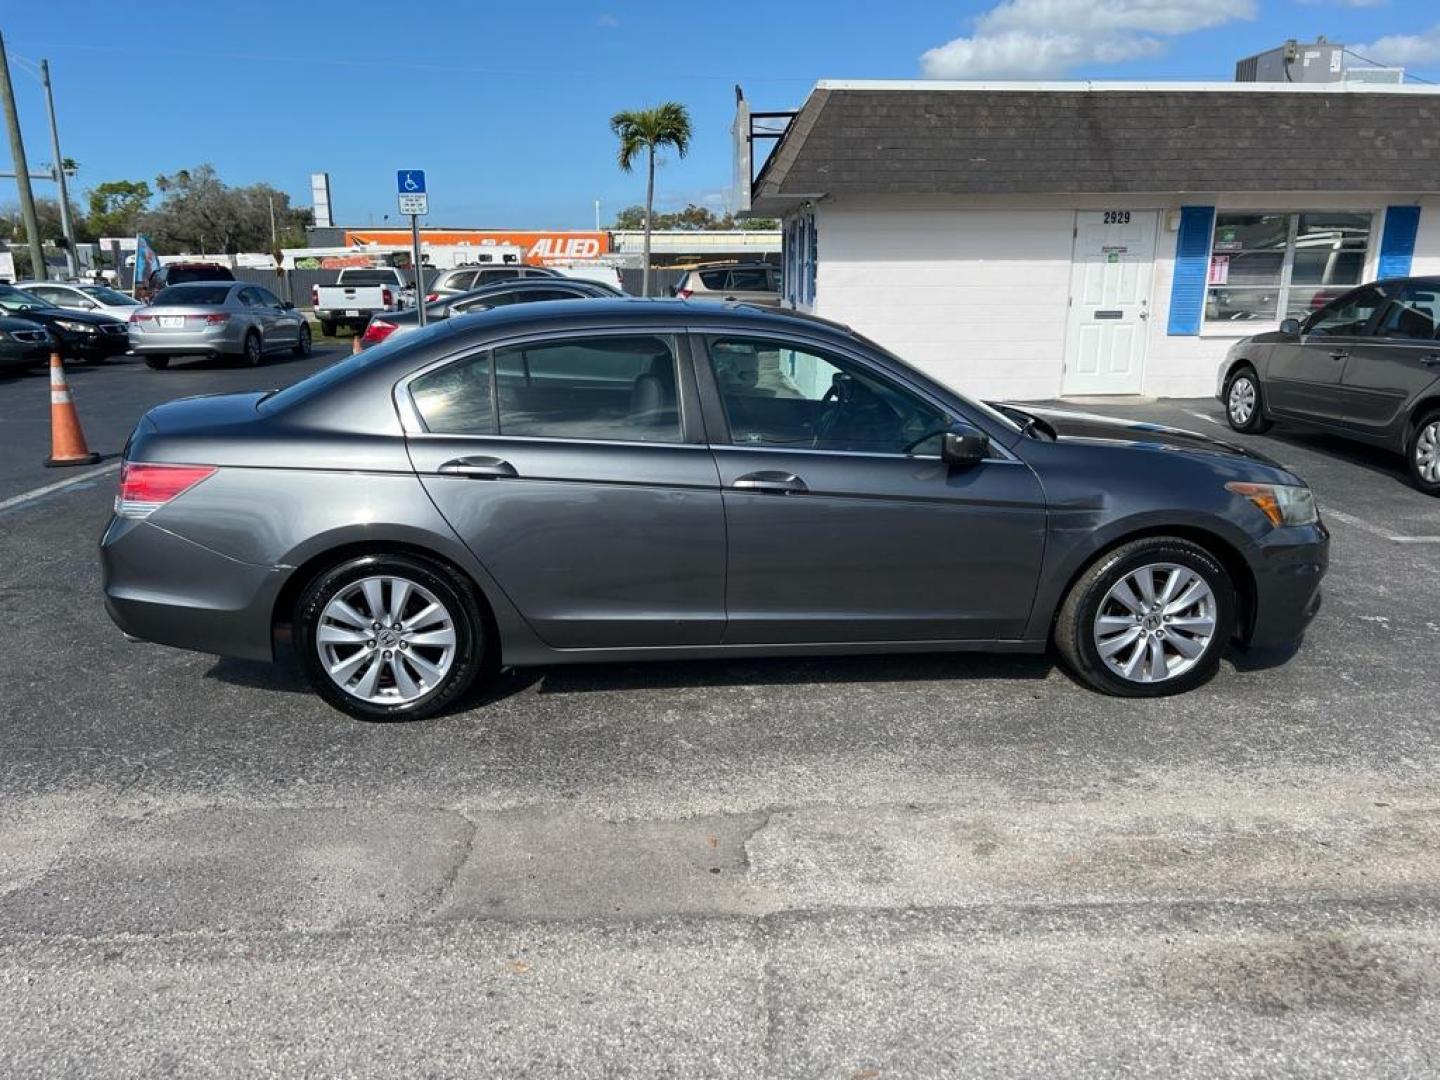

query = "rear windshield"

[
  {"left": 81, "top": 286, "right": 140, "bottom": 306},
  {"left": 259, "top": 319, "right": 455, "bottom": 414},
  {"left": 337, "top": 270, "right": 400, "bottom": 285},
  {"left": 154, "top": 284, "right": 233, "bottom": 306},
  {"left": 165, "top": 265, "right": 234, "bottom": 284}
]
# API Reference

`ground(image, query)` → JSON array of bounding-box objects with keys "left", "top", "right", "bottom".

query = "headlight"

[
  {"left": 54, "top": 319, "right": 97, "bottom": 334},
  {"left": 1225, "top": 482, "right": 1318, "bottom": 527}
]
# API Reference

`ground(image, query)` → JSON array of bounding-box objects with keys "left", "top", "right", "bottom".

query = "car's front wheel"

[
  {"left": 1408, "top": 409, "right": 1440, "bottom": 496},
  {"left": 293, "top": 554, "right": 487, "bottom": 721},
  {"left": 243, "top": 332, "right": 262, "bottom": 367},
  {"left": 1055, "top": 537, "right": 1236, "bottom": 697},
  {"left": 1224, "top": 366, "right": 1272, "bottom": 434},
  {"left": 292, "top": 323, "right": 312, "bottom": 357}
]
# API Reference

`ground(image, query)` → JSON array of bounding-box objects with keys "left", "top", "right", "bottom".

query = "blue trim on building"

[
  {"left": 1377, "top": 205, "right": 1421, "bottom": 280},
  {"left": 1167, "top": 206, "right": 1215, "bottom": 336}
]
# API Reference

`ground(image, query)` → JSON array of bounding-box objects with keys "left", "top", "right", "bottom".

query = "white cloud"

[
  {"left": 1354, "top": 24, "right": 1440, "bottom": 65},
  {"left": 921, "top": 0, "right": 1256, "bottom": 79}
]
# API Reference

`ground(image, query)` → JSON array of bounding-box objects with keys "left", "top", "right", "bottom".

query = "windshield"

[
  {"left": 80, "top": 285, "right": 139, "bottom": 306},
  {"left": 337, "top": 270, "right": 401, "bottom": 286},
  {"left": 0, "top": 285, "right": 55, "bottom": 313},
  {"left": 260, "top": 319, "right": 454, "bottom": 413},
  {"left": 853, "top": 330, "right": 1023, "bottom": 437},
  {"left": 153, "top": 284, "right": 233, "bottom": 306}
]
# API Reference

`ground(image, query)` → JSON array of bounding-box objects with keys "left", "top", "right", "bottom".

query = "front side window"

[
  {"left": 1374, "top": 282, "right": 1440, "bottom": 341},
  {"left": 707, "top": 338, "right": 950, "bottom": 456},
  {"left": 1305, "top": 286, "right": 1385, "bottom": 337},
  {"left": 1207, "top": 211, "right": 1372, "bottom": 323},
  {"left": 497, "top": 335, "right": 681, "bottom": 442}
]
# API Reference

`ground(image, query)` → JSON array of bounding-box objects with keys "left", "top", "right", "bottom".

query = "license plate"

[
  {"left": 158, "top": 316, "right": 184, "bottom": 328},
  {"left": 344, "top": 309, "right": 360, "bottom": 317}
]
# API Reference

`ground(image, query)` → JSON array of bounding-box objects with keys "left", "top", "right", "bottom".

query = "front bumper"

[
  {"left": 57, "top": 329, "right": 130, "bottom": 359},
  {"left": 1244, "top": 521, "right": 1329, "bottom": 649},
  {"left": 100, "top": 514, "right": 285, "bottom": 662},
  {"left": 0, "top": 341, "right": 52, "bottom": 370}
]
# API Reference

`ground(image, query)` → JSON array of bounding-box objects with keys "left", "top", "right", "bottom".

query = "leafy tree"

[
  {"left": 86, "top": 179, "right": 152, "bottom": 238},
  {"left": 610, "top": 103, "right": 692, "bottom": 297},
  {"left": 139, "top": 165, "right": 311, "bottom": 254},
  {"left": 608, "top": 202, "right": 776, "bottom": 231},
  {"left": 1, "top": 197, "right": 93, "bottom": 245}
]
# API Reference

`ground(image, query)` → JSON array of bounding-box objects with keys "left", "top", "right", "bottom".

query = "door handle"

[
  {"left": 436, "top": 456, "right": 517, "bottom": 479},
  {"left": 731, "top": 470, "right": 808, "bottom": 494},
  {"left": 1329, "top": 349, "right": 1349, "bottom": 360},
  {"left": 722, "top": 295, "right": 738, "bottom": 301}
]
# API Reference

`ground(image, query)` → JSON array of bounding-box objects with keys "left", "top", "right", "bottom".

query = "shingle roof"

[{"left": 750, "top": 84, "right": 1440, "bottom": 209}]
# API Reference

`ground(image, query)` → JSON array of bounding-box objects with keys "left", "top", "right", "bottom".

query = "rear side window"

[
  {"left": 441, "top": 270, "right": 475, "bottom": 291},
  {"left": 154, "top": 285, "right": 233, "bottom": 305},
  {"left": 410, "top": 353, "right": 496, "bottom": 435},
  {"left": 728, "top": 267, "right": 771, "bottom": 291},
  {"left": 698, "top": 269, "right": 728, "bottom": 289},
  {"left": 477, "top": 268, "right": 521, "bottom": 285}
]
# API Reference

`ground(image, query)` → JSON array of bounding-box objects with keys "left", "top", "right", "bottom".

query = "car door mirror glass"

[
  {"left": 1279, "top": 318, "right": 1301, "bottom": 336},
  {"left": 941, "top": 427, "right": 990, "bottom": 466}
]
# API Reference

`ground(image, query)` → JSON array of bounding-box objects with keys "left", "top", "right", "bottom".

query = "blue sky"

[{"left": 5, "top": 0, "right": 1439, "bottom": 229}]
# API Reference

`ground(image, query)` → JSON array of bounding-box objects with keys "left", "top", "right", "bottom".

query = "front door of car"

[
  {"left": 695, "top": 334, "right": 1047, "bottom": 643},
  {"left": 403, "top": 330, "right": 726, "bottom": 649},
  {"left": 1267, "top": 285, "right": 1385, "bottom": 423},
  {"left": 257, "top": 287, "right": 298, "bottom": 345},
  {"left": 1338, "top": 281, "right": 1440, "bottom": 439}
]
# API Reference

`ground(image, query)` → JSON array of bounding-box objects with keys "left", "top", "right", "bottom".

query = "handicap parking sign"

[{"left": 397, "top": 170, "right": 426, "bottom": 195}]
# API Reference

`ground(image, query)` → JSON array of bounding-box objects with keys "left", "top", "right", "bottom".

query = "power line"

[{"left": 1342, "top": 48, "right": 1438, "bottom": 86}]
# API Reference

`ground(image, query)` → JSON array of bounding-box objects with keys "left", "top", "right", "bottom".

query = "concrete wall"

[{"left": 804, "top": 192, "right": 1424, "bottom": 401}]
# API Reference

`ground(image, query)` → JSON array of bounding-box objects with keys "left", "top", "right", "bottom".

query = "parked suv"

[
  {"left": 425, "top": 264, "right": 560, "bottom": 302},
  {"left": 1217, "top": 275, "right": 1440, "bottom": 495},
  {"left": 144, "top": 262, "right": 234, "bottom": 296},
  {"left": 673, "top": 262, "right": 780, "bottom": 307}
]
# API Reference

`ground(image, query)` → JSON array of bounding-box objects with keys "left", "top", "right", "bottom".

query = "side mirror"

[
  {"left": 941, "top": 428, "right": 990, "bottom": 466},
  {"left": 283, "top": 300, "right": 295, "bottom": 310},
  {"left": 1279, "top": 318, "right": 1301, "bottom": 336}
]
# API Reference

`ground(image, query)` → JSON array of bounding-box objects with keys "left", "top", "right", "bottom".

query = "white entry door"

[{"left": 1061, "top": 210, "right": 1158, "bottom": 396}]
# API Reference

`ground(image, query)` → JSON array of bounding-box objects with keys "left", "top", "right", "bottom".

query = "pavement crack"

[{"left": 423, "top": 809, "right": 479, "bottom": 919}]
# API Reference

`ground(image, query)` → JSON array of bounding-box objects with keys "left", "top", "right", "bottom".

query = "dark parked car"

[
  {"left": 0, "top": 284, "right": 129, "bottom": 363},
  {"left": 103, "top": 301, "right": 1328, "bottom": 720},
  {"left": 1218, "top": 277, "right": 1440, "bottom": 494},
  {"left": 143, "top": 261, "right": 235, "bottom": 298},
  {"left": 0, "top": 315, "right": 53, "bottom": 373},
  {"left": 361, "top": 276, "right": 624, "bottom": 348}
]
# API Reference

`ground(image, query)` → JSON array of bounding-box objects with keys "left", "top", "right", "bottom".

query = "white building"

[{"left": 737, "top": 80, "right": 1440, "bottom": 401}]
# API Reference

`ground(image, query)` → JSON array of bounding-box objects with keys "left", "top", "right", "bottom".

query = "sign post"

[{"left": 397, "top": 170, "right": 428, "bottom": 325}]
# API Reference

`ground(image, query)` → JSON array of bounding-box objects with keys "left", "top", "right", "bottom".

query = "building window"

[
  {"left": 783, "top": 208, "right": 817, "bottom": 308},
  {"left": 1206, "top": 212, "right": 1373, "bottom": 324}
]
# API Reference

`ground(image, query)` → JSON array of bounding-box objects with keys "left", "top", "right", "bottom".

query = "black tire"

[
  {"left": 243, "top": 332, "right": 262, "bottom": 367},
  {"left": 1055, "top": 536, "right": 1236, "bottom": 697},
  {"left": 143, "top": 355, "right": 170, "bottom": 370},
  {"left": 84, "top": 353, "right": 105, "bottom": 366},
  {"left": 320, "top": 319, "right": 336, "bottom": 337},
  {"left": 293, "top": 554, "right": 487, "bottom": 721},
  {"left": 1224, "top": 366, "right": 1272, "bottom": 434},
  {"left": 292, "top": 323, "right": 312, "bottom": 357},
  {"left": 1407, "top": 408, "right": 1440, "bottom": 497}
]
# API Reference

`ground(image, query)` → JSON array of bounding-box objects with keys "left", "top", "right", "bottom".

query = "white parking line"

[
  {"left": 0, "top": 460, "right": 120, "bottom": 514},
  {"left": 1184, "top": 410, "right": 1223, "bottom": 426},
  {"left": 1323, "top": 507, "right": 1440, "bottom": 545}
]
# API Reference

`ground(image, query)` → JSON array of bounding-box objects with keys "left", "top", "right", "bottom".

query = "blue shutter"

[
  {"left": 1167, "top": 205, "right": 1215, "bottom": 336},
  {"left": 1378, "top": 206, "right": 1420, "bottom": 280}
]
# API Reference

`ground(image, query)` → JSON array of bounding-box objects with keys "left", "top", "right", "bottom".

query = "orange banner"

[{"left": 343, "top": 229, "right": 609, "bottom": 265}]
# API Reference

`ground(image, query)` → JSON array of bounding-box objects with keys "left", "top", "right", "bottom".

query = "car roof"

[{"left": 440, "top": 297, "right": 849, "bottom": 341}]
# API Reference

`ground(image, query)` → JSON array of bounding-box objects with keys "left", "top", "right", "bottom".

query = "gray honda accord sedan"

[{"left": 102, "top": 300, "right": 1328, "bottom": 720}]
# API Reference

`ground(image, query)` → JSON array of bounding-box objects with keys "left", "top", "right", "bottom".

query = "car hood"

[
  {"left": 999, "top": 403, "right": 1287, "bottom": 467},
  {"left": 0, "top": 315, "right": 49, "bottom": 333},
  {"left": 25, "top": 306, "right": 124, "bottom": 327}
]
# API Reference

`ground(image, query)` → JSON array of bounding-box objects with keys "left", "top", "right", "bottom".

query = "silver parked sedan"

[{"left": 129, "top": 282, "right": 311, "bottom": 370}]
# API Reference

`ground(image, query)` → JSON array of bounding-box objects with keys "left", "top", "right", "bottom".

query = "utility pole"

[
  {"left": 39, "top": 60, "right": 77, "bottom": 278},
  {"left": 0, "top": 33, "right": 45, "bottom": 282}
]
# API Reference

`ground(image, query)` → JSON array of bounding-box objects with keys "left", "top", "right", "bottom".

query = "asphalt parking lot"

[{"left": 3, "top": 357, "right": 1440, "bottom": 1078}]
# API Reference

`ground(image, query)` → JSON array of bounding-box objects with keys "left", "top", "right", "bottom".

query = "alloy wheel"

[
  {"left": 1092, "top": 562, "right": 1217, "bottom": 684},
  {"left": 316, "top": 575, "right": 457, "bottom": 705},
  {"left": 1416, "top": 420, "right": 1440, "bottom": 484},
  {"left": 1227, "top": 376, "right": 1256, "bottom": 427}
]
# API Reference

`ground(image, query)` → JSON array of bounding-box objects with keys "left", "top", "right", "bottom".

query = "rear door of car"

[
  {"left": 1337, "top": 280, "right": 1440, "bottom": 442},
  {"left": 694, "top": 331, "right": 1047, "bottom": 643},
  {"left": 1266, "top": 284, "right": 1385, "bottom": 424},
  {"left": 402, "top": 327, "right": 726, "bottom": 648}
]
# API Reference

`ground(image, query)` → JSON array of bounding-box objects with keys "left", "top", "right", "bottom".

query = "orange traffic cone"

[{"left": 44, "top": 352, "right": 101, "bottom": 468}]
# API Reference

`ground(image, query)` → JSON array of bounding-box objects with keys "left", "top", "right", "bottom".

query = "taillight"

[
  {"left": 311, "top": 285, "right": 319, "bottom": 307},
  {"left": 382, "top": 287, "right": 394, "bottom": 307},
  {"left": 425, "top": 292, "right": 439, "bottom": 303},
  {"left": 361, "top": 320, "right": 396, "bottom": 347},
  {"left": 199, "top": 313, "right": 229, "bottom": 325},
  {"left": 676, "top": 288, "right": 693, "bottom": 299},
  {"left": 115, "top": 462, "right": 217, "bottom": 518},
  {"left": 130, "top": 312, "right": 152, "bottom": 324}
]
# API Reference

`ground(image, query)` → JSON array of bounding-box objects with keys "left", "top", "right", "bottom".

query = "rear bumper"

[
  {"left": 100, "top": 515, "right": 284, "bottom": 662},
  {"left": 129, "top": 325, "right": 245, "bottom": 356},
  {"left": 1244, "top": 522, "right": 1329, "bottom": 649}
]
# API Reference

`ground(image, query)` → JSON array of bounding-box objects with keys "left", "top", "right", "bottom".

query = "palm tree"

[{"left": 610, "top": 103, "right": 692, "bottom": 297}]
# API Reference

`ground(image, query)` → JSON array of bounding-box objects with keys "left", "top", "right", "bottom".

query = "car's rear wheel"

[
  {"left": 292, "top": 323, "right": 312, "bottom": 357},
  {"left": 1224, "top": 367, "right": 1271, "bottom": 434},
  {"left": 293, "top": 554, "right": 486, "bottom": 721},
  {"left": 1408, "top": 409, "right": 1440, "bottom": 496},
  {"left": 320, "top": 319, "right": 336, "bottom": 337},
  {"left": 1055, "top": 537, "right": 1236, "bottom": 697},
  {"left": 143, "top": 355, "right": 170, "bottom": 370},
  {"left": 243, "top": 332, "right": 262, "bottom": 367}
]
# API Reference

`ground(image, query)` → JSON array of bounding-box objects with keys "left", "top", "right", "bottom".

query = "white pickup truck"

[{"left": 311, "top": 268, "right": 415, "bottom": 335}]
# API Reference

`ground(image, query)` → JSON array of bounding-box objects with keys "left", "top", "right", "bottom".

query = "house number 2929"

[{"left": 1103, "top": 211, "right": 1131, "bottom": 224}]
